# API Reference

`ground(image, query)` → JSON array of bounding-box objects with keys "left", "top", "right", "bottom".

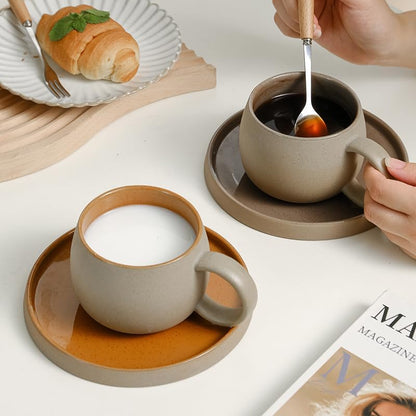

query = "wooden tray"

[{"left": 0, "top": 45, "right": 216, "bottom": 182}]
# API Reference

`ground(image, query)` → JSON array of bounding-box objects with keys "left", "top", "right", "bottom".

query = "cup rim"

[
  {"left": 247, "top": 71, "right": 362, "bottom": 140},
  {"left": 76, "top": 185, "right": 204, "bottom": 269}
]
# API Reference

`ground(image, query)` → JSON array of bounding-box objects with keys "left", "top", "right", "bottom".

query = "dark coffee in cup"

[
  {"left": 239, "top": 72, "right": 391, "bottom": 204},
  {"left": 255, "top": 93, "right": 353, "bottom": 136}
]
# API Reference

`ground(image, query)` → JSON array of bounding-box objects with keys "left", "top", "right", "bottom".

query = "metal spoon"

[{"left": 294, "top": 0, "right": 328, "bottom": 137}]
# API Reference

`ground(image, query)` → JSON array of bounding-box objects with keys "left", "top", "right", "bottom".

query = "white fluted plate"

[{"left": 0, "top": 0, "right": 181, "bottom": 107}]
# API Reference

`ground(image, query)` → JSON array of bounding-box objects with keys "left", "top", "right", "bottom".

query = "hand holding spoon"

[{"left": 294, "top": 0, "right": 328, "bottom": 137}]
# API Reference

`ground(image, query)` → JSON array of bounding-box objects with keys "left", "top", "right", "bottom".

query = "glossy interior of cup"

[
  {"left": 249, "top": 71, "right": 359, "bottom": 134},
  {"left": 77, "top": 185, "right": 203, "bottom": 262}
]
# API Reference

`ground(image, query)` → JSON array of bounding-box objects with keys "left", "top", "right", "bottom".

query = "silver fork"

[{"left": 9, "top": 0, "right": 70, "bottom": 99}]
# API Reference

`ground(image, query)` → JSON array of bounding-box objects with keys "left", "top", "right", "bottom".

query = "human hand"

[
  {"left": 272, "top": 0, "right": 416, "bottom": 68},
  {"left": 363, "top": 158, "right": 416, "bottom": 260}
]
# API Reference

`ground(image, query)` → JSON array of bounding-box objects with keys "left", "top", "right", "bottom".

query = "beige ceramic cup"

[
  {"left": 70, "top": 186, "right": 257, "bottom": 334},
  {"left": 239, "top": 72, "right": 391, "bottom": 205}
]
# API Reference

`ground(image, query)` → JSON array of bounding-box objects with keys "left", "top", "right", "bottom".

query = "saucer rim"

[
  {"left": 24, "top": 228, "right": 251, "bottom": 387},
  {"left": 204, "top": 109, "right": 408, "bottom": 240}
]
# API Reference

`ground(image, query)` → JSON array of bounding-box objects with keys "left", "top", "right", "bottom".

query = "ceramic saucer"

[
  {"left": 24, "top": 228, "right": 250, "bottom": 387},
  {"left": 204, "top": 110, "right": 408, "bottom": 240}
]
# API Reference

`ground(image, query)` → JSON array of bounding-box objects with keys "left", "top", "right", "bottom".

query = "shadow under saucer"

[
  {"left": 204, "top": 110, "right": 408, "bottom": 240},
  {"left": 24, "top": 228, "right": 250, "bottom": 387}
]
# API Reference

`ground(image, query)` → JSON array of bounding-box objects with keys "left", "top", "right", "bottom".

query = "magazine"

[{"left": 263, "top": 291, "right": 416, "bottom": 415}]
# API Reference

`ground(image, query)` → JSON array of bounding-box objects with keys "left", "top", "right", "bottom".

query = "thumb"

[
  {"left": 313, "top": 15, "right": 322, "bottom": 38},
  {"left": 385, "top": 157, "right": 416, "bottom": 186}
]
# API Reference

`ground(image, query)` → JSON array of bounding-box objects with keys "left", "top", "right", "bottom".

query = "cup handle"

[
  {"left": 342, "top": 137, "right": 391, "bottom": 207},
  {"left": 194, "top": 252, "right": 258, "bottom": 327}
]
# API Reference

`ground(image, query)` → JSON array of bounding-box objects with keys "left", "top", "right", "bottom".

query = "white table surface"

[{"left": 1, "top": 1, "right": 415, "bottom": 415}]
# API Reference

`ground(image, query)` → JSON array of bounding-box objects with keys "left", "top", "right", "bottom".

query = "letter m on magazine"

[
  {"left": 372, "top": 303, "right": 416, "bottom": 341},
  {"left": 320, "top": 350, "right": 378, "bottom": 396}
]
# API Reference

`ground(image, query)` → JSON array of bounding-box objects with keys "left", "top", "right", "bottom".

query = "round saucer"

[
  {"left": 24, "top": 228, "right": 250, "bottom": 387},
  {"left": 204, "top": 110, "right": 408, "bottom": 240}
]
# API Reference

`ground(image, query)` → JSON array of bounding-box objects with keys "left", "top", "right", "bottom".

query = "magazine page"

[{"left": 263, "top": 291, "right": 416, "bottom": 415}]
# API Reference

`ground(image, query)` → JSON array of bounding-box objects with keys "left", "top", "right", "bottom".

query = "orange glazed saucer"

[{"left": 24, "top": 228, "right": 251, "bottom": 387}]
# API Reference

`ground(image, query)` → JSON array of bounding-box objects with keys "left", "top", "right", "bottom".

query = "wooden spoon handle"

[
  {"left": 8, "top": 0, "right": 32, "bottom": 24},
  {"left": 298, "top": 0, "right": 314, "bottom": 39}
]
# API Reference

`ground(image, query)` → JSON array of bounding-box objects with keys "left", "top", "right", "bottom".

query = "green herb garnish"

[{"left": 49, "top": 8, "right": 110, "bottom": 41}]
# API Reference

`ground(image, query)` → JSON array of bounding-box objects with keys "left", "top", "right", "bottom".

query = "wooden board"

[{"left": 0, "top": 45, "right": 216, "bottom": 182}]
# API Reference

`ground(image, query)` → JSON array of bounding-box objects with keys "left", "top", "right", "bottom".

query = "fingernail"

[
  {"left": 385, "top": 157, "right": 406, "bottom": 169},
  {"left": 313, "top": 24, "right": 322, "bottom": 38}
]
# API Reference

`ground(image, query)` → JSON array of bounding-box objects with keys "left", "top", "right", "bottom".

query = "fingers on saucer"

[
  {"left": 364, "top": 164, "right": 416, "bottom": 216},
  {"left": 386, "top": 157, "right": 416, "bottom": 186},
  {"left": 364, "top": 191, "right": 409, "bottom": 235}
]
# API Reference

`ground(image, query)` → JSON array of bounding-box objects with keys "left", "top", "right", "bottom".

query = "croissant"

[{"left": 36, "top": 5, "right": 139, "bottom": 83}]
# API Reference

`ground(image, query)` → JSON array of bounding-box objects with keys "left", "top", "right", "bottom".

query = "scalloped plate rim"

[{"left": 0, "top": 0, "right": 182, "bottom": 108}]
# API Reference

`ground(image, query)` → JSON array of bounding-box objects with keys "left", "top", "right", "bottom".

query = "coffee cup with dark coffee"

[{"left": 239, "top": 72, "right": 392, "bottom": 205}]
